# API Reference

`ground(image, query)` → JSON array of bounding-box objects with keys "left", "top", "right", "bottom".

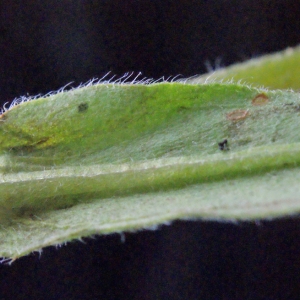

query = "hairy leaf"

[{"left": 1, "top": 47, "right": 300, "bottom": 260}]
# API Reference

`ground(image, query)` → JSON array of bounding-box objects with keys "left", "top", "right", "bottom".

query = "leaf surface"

[
  {"left": 190, "top": 46, "right": 300, "bottom": 90},
  {"left": 1, "top": 47, "right": 300, "bottom": 259}
]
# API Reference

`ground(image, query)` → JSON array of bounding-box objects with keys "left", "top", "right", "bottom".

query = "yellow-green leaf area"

[{"left": 191, "top": 46, "right": 300, "bottom": 90}]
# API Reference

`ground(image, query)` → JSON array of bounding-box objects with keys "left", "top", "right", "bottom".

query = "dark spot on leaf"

[
  {"left": 9, "top": 137, "right": 49, "bottom": 153},
  {"left": 283, "top": 102, "right": 300, "bottom": 111},
  {"left": 78, "top": 103, "right": 88, "bottom": 112},
  {"left": 36, "top": 137, "right": 49, "bottom": 145},
  {"left": 177, "top": 106, "right": 189, "bottom": 111},
  {"left": 218, "top": 139, "right": 229, "bottom": 151}
]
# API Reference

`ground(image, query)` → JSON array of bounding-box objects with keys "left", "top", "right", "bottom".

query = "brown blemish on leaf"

[
  {"left": 226, "top": 109, "right": 249, "bottom": 121},
  {"left": 0, "top": 113, "right": 7, "bottom": 120},
  {"left": 251, "top": 93, "right": 269, "bottom": 106}
]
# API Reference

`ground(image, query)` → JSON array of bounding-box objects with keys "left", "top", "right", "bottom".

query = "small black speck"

[
  {"left": 218, "top": 139, "right": 229, "bottom": 151},
  {"left": 177, "top": 106, "right": 189, "bottom": 112},
  {"left": 78, "top": 103, "right": 88, "bottom": 112}
]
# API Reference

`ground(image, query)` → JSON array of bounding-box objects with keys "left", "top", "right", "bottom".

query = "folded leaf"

[{"left": 1, "top": 48, "right": 300, "bottom": 260}]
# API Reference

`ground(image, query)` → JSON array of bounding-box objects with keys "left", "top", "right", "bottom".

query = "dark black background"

[{"left": 1, "top": 1, "right": 300, "bottom": 299}]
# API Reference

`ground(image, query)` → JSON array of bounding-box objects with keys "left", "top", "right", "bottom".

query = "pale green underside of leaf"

[
  {"left": 1, "top": 167, "right": 300, "bottom": 259},
  {"left": 1, "top": 46, "right": 300, "bottom": 259}
]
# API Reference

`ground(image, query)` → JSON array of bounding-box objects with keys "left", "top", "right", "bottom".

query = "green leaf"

[
  {"left": 1, "top": 47, "right": 300, "bottom": 260},
  {"left": 190, "top": 45, "right": 300, "bottom": 90}
]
